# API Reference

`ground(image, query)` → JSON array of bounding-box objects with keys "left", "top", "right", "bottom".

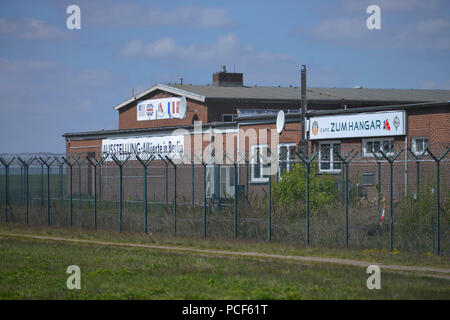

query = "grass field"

[{"left": 0, "top": 224, "right": 449, "bottom": 299}]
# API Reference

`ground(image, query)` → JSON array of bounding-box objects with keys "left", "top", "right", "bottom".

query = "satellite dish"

[
  {"left": 276, "top": 110, "right": 285, "bottom": 134},
  {"left": 178, "top": 96, "right": 187, "bottom": 119}
]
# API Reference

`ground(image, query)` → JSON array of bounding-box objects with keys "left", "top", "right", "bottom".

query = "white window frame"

[
  {"left": 362, "top": 138, "right": 394, "bottom": 158},
  {"left": 278, "top": 143, "right": 297, "bottom": 177},
  {"left": 250, "top": 144, "right": 269, "bottom": 183},
  {"left": 411, "top": 136, "right": 429, "bottom": 156},
  {"left": 318, "top": 141, "right": 341, "bottom": 173}
]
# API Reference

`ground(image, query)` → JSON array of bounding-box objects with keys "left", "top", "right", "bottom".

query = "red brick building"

[{"left": 63, "top": 68, "right": 450, "bottom": 202}]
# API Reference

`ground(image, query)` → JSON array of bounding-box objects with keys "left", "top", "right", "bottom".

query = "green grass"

[
  {"left": 1, "top": 224, "right": 448, "bottom": 268},
  {"left": 0, "top": 224, "right": 449, "bottom": 299}
]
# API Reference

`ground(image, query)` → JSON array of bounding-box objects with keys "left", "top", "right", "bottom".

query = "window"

[
  {"left": 251, "top": 144, "right": 270, "bottom": 182},
  {"left": 278, "top": 143, "right": 297, "bottom": 177},
  {"left": 221, "top": 114, "right": 234, "bottom": 122},
  {"left": 363, "top": 138, "right": 393, "bottom": 157},
  {"left": 412, "top": 137, "right": 428, "bottom": 156},
  {"left": 319, "top": 142, "right": 341, "bottom": 173},
  {"left": 362, "top": 173, "right": 375, "bottom": 186}
]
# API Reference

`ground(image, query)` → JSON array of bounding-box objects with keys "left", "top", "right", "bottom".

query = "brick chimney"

[{"left": 212, "top": 65, "right": 243, "bottom": 87}]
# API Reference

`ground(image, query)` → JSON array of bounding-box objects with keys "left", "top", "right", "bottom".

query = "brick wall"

[{"left": 408, "top": 106, "right": 450, "bottom": 143}]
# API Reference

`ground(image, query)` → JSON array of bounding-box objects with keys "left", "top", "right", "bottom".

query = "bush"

[{"left": 272, "top": 163, "right": 339, "bottom": 213}]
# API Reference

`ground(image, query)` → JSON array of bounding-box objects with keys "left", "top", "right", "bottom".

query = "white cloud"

[
  {"left": 84, "top": 3, "right": 233, "bottom": 29},
  {"left": 119, "top": 34, "right": 296, "bottom": 66},
  {"left": 305, "top": 18, "right": 366, "bottom": 40},
  {"left": 74, "top": 69, "right": 113, "bottom": 87},
  {"left": 341, "top": 0, "right": 446, "bottom": 13},
  {"left": 295, "top": 0, "right": 450, "bottom": 49},
  {"left": 0, "top": 57, "right": 120, "bottom": 152},
  {"left": 297, "top": 16, "right": 450, "bottom": 49},
  {"left": 417, "top": 19, "right": 450, "bottom": 33},
  {"left": 0, "top": 17, "right": 69, "bottom": 40},
  {"left": 0, "top": 58, "right": 58, "bottom": 72}
]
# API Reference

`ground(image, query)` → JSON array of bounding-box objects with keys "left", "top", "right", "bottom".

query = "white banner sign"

[
  {"left": 309, "top": 110, "right": 406, "bottom": 140},
  {"left": 102, "top": 135, "right": 184, "bottom": 161},
  {"left": 137, "top": 97, "right": 187, "bottom": 121}
]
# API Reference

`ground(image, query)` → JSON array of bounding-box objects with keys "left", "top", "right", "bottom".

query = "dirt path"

[{"left": 1, "top": 232, "right": 450, "bottom": 279}]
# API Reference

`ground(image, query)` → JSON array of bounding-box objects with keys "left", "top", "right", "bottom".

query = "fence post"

[
  {"left": 111, "top": 155, "right": 130, "bottom": 233},
  {"left": 53, "top": 158, "right": 64, "bottom": 208},
  {"left": 225, "top": 153, "right": 238, "bottom": 240},
  {"left": 216, "top": 162, "right": 221, "bottom": 211},
  {"left": 25, "top": 162, "right": 29, "bottom": 225},
  {"left": 98, "top": 162, "right": 102, "bottom": 203},
  {"left": 0, "top": 157, "right": 15, "bottom": 223},
  {"left": 379, "top": 149, "right": 402, "bottom": 252},
  {"left": 40, "top": 162, "right": 44, "bottom": 207},
  {"left": 235, "top": 160, "right": 239, "bottom": 240},
  {"left": 62, "top": 157, "right": 80, "bottom": 228},
  {"left": 39, "top": 157, "right": 56, "bottom": 226},
  {"left": 191, "top": 160, "right": 195, "bottom": 207},
  {"left": 203, "top": 162, "right": 207, "bottom": 238},
  {"left": 426, "top": 147, "right": 450, "bottom": 256},
  {"left": 86, "top": 157, "right": 97, "bottom": 229},
  {"left": 17, "top": 157, "right": 36, "bottom": 226},
  {"left": 334, "top": 150, "right": 358, "bottom": 247},
  {"left": 77, "top": 158, "right": 87, "bottom": 210},
  {"left": 267, "top": 160, "right": 272, "bottom": 242},
  {"left": 377, "top": 161, "right": 381, "bottom": 210},
  {"left": 196, "top": 155, "right": 208, "bottom": 239},
  {"left": 245, "top": 159, "right": 249, "bottom": 201},
  {"left": 165, "top": 161, "right": 169, "bottom": 205},
  {"left": 136, "top": 154, "right": 154, "bottom": 234},
  {"left": 165, "top": 155, "right": 178, "bottom": 236},
  {"left": 86, "top": 155, "right": 106, "bottom": 230},
  {"left": 296, "top": 150, "right": 319, "bottom": 246},
  {"left": 20, "top": 165, "right": 24, "bottom": 202}
]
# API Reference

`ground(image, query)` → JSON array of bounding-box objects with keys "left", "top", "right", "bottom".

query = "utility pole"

[{"left": 300, "top": 65, "right": 308, "bottom": 156}]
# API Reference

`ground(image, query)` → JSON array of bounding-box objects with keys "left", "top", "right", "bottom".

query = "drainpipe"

[
  {"left": 405, "top": 135, "right": 408, "bottom": 197},
  {"left": 237, "top": 122, "right": 240, "bottom": 184}
]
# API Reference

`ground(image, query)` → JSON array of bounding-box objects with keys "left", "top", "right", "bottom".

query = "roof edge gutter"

[{"left": 113, "top": 84, "right": 206, "bottom": 111}]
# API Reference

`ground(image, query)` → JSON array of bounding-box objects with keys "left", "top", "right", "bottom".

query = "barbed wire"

[{"left": 1, "top": 143, "right": 449, "bottom": 167}]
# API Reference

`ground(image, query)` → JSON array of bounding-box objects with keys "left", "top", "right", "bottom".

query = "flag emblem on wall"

[
  {"left": 383, "top": 119, "right": 391, "bottom": 131},
  {"left": 167, "top": 101, "right": 180, "bottom": 116},
  {"left": 145, "top": 104, "right": 154, "bottom": 117},
  {"left": 138, "top": 104, "right": 145, "bottom": 118}
]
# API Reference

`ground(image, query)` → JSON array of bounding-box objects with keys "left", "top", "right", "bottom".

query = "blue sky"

[{"left": 0, "top": 0, "right": 449, "bottom": 153}]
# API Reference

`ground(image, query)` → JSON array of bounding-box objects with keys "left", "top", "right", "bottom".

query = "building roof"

[
  {"left": 63, "top": 121, "right": 238, "bottom": 140},
  {"left": 171, "top": 85, "right": 450, "bottom": 102},
  {"left": 114, "top": 84, "right": 450, "bottom": 110}
]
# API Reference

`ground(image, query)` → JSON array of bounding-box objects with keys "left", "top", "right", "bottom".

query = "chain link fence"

[{"left": 0, "top": 142, "right": 449, "bottom": 255}]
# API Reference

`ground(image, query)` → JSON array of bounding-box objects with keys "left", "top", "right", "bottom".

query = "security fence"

[{"left": 0, "top": 142, "right": 449, "bottom": 255}]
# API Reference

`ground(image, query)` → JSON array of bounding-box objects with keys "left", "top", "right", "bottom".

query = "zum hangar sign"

[{"left": 309, "top": 110, "right": 406, "bottom": 140}]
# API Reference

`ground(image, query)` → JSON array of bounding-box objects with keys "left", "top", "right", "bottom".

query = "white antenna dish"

[
  {"left": 276, "top": 110, "right": 285, "bottom": 134},
  {"left": 178, "top": 96, "right": 187, "bottom": 119}
]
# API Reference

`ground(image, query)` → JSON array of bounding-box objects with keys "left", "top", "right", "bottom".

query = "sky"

[{"left": 0, "top": 0, "right": 449, "bottom": 153}]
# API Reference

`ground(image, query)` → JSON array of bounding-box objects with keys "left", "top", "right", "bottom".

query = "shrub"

[{"left": 272, "top": 163, "right": 339, "bottom": 213}]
